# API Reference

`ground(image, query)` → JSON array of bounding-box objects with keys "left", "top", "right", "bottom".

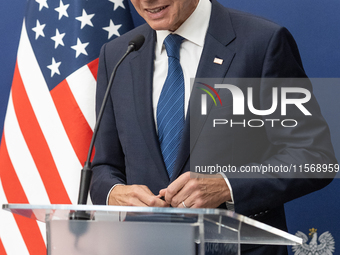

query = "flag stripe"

[
  {"left": 4, "top": 89, "right": 50, "bottom": 205},
  {"left": 51, "top": 79, "right": 93, "bottom": 166},
  {"left": 88, "top": 58, "right": 99, "bottom": 81},
  {"left": 0, "top": 237, "right": 7, "bottom": 255},
  {"left": 0, "top": 178, "right": 29, "bottom": 255},
  {"left": 11, "top": 63, "right": 71, "bottom": 204},
  {"left": 0, "top": 136, "right": 46, "bottom": 255},
  {"left": 65, "top": 63, "right": 96, "bottom": 131},
  {"left": 17, "top": 21, "right": 81, "bottom": 204},
  {"left": 3, "top": 90, "right": 48, "bottom": 246}
]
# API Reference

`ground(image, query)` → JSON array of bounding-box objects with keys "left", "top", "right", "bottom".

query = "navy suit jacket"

[{"left": 90, "top": 0, "right": 336, "bottom": 248}]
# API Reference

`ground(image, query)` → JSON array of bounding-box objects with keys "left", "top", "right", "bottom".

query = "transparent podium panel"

[
  {"left": 2, "top": 204, "right": 302, "bottom": 255},
  {"left": 49, "top": 220, "right": 197, "bottom": 255}
]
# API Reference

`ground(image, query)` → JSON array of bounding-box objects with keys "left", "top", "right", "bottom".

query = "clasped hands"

[{"left": 108, "top": 172, "right": 231, "bottom": 208}]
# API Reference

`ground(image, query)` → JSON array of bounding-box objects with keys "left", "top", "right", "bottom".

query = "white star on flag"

[
  {"left": 35, "top": 0, "right": 49, "bottom": 11},
  {"left": 71, "top": 38, "right": 89, "bottom": 58},
  {"left": 109, "top": 0, "right": 126, "bottom": 11},
  {"left": 51, "top": 29, "right": 65, "bottom": 49},
  {"left": 47, "top": 58, "right": 62, "bottom": 77},
  {"left": 32, "top": 20, "right": 46, "bottom": 40},
  {"left": 103, "top": 20, "right": 122, "bottom": 39},
  {"left": 55, "top": 0, "right": 70, "bottom": 20},
  {"left": 76, "top": 9, "right": 95, "bottom": 29}
]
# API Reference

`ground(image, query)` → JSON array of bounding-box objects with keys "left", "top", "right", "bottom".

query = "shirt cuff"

[
  {"left": 217, "top": 172, "right": 235, "bottom": 211},
  {"left": 106, "top": 184, "right": 125, "bottom": 205}
]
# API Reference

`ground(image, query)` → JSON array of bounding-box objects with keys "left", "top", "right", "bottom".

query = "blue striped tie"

[{"left": 157, "top": 34, "right": 185, "bottom": 178}]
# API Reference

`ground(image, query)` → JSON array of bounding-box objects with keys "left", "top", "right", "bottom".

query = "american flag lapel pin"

[{"left": 213, "top": 57, "right": 223, "bottom": 65}]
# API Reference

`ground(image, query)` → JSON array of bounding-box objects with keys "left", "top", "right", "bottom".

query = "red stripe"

[
  {"left": 0, "top": 134, "right": 46, "bottom": 255},
  {"left": 88, "top": 58, "right": 99, "bottom": 80},
  {"left": 0, "top": 237, "right": 7, "bottom": 255},
  {"left": 11, "top": 63, "right": 71, "bottom": 204},
  {"left": 51, "top": 79, "right": 93, "bottom": 165}
]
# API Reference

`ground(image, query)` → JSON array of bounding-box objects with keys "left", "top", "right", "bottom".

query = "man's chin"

[{"left": 145, "top": 18, "right": 180, "bottom": 31}]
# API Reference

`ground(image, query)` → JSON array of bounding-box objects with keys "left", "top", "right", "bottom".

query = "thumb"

[{"left": 158, "top": 189, "right": 166, "bottom": 197}]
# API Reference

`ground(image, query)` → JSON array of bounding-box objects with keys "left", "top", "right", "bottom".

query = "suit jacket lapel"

[
  {"left": 130, "top": 28, "right": 169, "bottom": 181},
  {"left": 171, "top": 0, "right": 237, "bottom": 181}
]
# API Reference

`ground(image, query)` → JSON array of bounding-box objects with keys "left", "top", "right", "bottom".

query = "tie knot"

[{"left": 164, "top": 34, "right": 184, "bottom": 59}]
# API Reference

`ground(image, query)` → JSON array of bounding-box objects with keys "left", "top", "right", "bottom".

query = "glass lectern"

[{"left": 2, "top": 204, "right": 301, "bottom": 255}]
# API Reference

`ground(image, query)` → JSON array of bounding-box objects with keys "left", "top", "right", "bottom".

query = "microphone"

[
  {"left": 76, "top": 34, "right": 145, "bottom": 207},
  {"left": 128, "top": 34, "right": 145, "bottom": 52}
]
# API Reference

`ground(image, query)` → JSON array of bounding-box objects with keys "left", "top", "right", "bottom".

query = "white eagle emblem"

[{"left": 292, "top": 228, "right": 335, "bottom": 255}]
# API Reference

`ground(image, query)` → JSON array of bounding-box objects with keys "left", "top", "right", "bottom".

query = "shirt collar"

[{"left": 155, "top": 0, "right": 212, "bottom": 55}]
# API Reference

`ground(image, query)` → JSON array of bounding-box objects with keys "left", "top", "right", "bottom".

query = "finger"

[
  {"left": 170, "top": 176, "right": 212, "bottom": 208},
  {"left": 127, "top": 197, "right": 149, "bottom": 207},
  {"left": 109, "top": 185, "right": 165, "bottom": 207},
  {"left": 183, "top": 190, "right": 200, "bottom": 208},
  {"left": 177, "top": 200, "right": 190, "bottom": 208},
  {"left": 170, "top": 181, "right": 194, "bottom": 207},
  {"left": 154, "top": 197, "right": 170, "bottom": 207},
  {"left": 145, "top": 197, "right": 169, "bottom": 207},
  {"left": 156, "top": 194, "right": 167, "bottom": 203},
  {"left": 135, "top": 186, "right": 169, "bottom": 207},
  {"left": 122, "top": 186, "right": 151, "bottom": 206},
  {"left": 158, "top": 189, "right": 166, "bottom": 197},
  {"left": 177, "top": 177, "right": 231, "bottom": 208},
  {"left": 164, "top": 172, "right": 191, "bottom": 204},
  {"left": 109, "top": 188, "right": 149, "bottom": 207}
]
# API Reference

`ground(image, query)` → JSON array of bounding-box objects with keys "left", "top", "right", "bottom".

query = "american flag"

[{"left": 0, "top": 0, "right": 134, "bottom": 254}]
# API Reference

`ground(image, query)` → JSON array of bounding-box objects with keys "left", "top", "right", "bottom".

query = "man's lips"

[{"left": 146, "top": 5, "right": 169, "bottom": 14}]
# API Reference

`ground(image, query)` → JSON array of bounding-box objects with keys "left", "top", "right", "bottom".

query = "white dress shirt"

[{"left": 152, "top": 0, "right": 211, "bottom": 123}]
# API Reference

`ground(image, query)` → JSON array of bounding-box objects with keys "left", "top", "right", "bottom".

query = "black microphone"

[
  {"left": 128, "top": 34, "right": 145, "bottom": 52},
  {"left": 76, "top": 34, "right": 145, "bottom": 207}
]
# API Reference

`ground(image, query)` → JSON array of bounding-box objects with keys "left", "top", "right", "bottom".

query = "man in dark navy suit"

[{"left": 90, "top": 0, "right": 336, "bottom": 253}]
